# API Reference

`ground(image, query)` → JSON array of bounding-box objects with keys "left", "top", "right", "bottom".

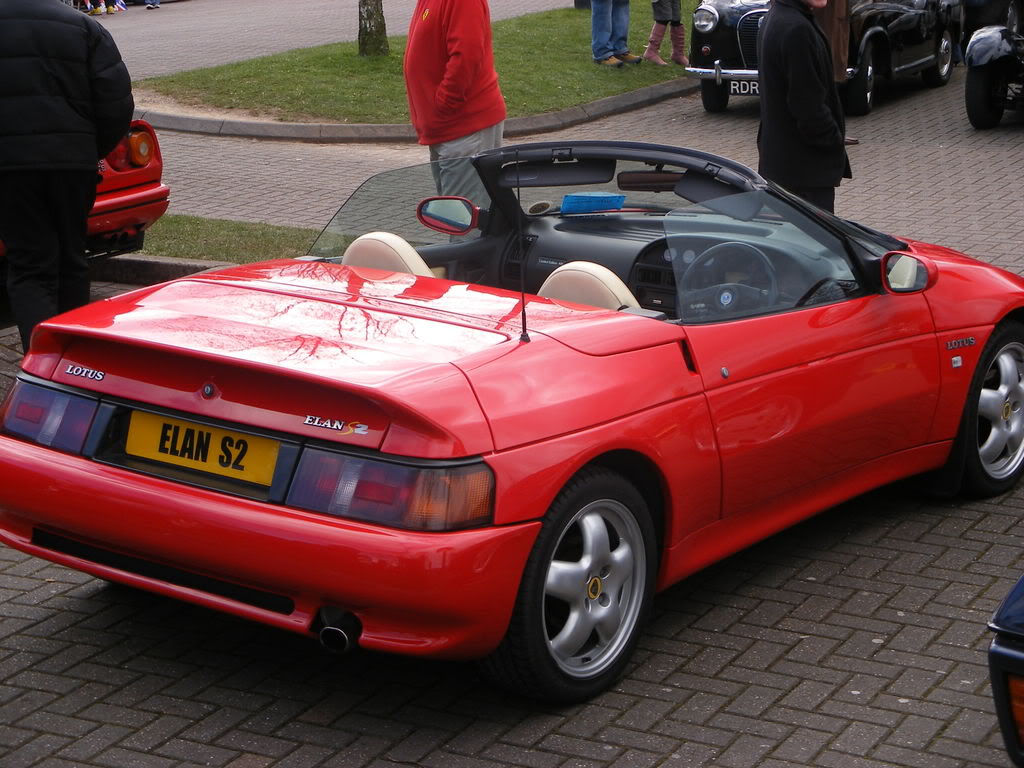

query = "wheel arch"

[
  {"left": 860, "top": 28, "right": 893, "bottom": 77},
  {"left": 583, "top": 449, "right": 668, "bottom": 554}
]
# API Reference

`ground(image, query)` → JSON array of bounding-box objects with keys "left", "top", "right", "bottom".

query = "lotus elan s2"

[{"left": 1, "top": 141, "right": 1023, "bottom": 702}]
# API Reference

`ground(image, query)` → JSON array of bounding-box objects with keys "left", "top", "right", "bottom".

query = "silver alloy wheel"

[
  {"left": 542, "top": 498, "right": 646, "bottom": 678},
  {"left": 937, "top": 31, "right": 953, "bottom": 79},
  {"left": 977, "top": 341, "right": 1024, "bottom": 480}
]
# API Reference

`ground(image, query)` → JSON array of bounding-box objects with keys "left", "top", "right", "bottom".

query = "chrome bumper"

[{"left": 686, "top": 62, "right": 759, "bottom": 84}]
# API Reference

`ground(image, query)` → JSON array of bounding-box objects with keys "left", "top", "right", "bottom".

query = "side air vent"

[{"left": 638, "top": 268, "right": 663, "bottom": 285}]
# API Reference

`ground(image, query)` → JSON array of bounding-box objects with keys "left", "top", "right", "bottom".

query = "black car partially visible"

[
  {"left": 966, "top": 0, "right": 1021, "bottom": 39},
  {"left": 989, "top": 576, "right": 1024, "bottom": 767},
  {"left": 688, "top": 0, "right": 965, "bottom": 115},
  {"left": 964, "top": 24, "right": 1024, "bottom": 127}
]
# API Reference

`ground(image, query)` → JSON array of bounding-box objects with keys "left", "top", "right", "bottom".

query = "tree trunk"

[{"left": 358, "top": 0, "right": 389, "bottom": 57}]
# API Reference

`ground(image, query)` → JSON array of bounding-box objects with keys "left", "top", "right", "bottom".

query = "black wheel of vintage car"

[
  {"left": 844, "top": 39, "right": 875, "bottom": 116},
  {"left": 965, "top": 64, "right": 1008, "bottom": 129},
  {"left": 922, "top": 29, "right": 954, "bottom": 87},
  {"left": 959, "top": 322, "right": 1024, "bottom": 496},
  {"left": 480, "top": 468, "right": 657, "bottom": 702},
  {"left": 701, "top": 80, "right": 730, "bottom": 113}
]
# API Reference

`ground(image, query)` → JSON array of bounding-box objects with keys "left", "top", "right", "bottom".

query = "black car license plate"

[{"left": 729, "top": 80, "right": 759, "bottom": 95}]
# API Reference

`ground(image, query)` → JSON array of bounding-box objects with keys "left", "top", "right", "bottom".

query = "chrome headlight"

[{"left": 693, "top": 6, "right": 719, "bottom": 34}]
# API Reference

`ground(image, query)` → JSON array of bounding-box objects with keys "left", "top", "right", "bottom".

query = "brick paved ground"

[{"left": 2, "top": 3, "right": 1024, "bottom": 767}]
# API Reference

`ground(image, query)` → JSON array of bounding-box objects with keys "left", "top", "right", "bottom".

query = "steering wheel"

[{"left": 678, "top": 241, "right": 778, "bottom": 319}]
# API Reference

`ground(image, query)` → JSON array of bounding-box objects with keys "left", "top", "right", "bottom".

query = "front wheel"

[
  {"left": 965, "top": 64, "right": 1008, "bottom": 129},
  {"left": 844, "top": 39, "right": 875, "bottom": 116},
  {"left": 701, "top": 80, "right": 730, "bottom": 112},
  {"left": 922, "top": 29, "right": 954, "bottom": 87},
  {"left": 479, "top": 468, "right": 657, "bottom": 702},
  {"left": 959, "top": 322, "right": 1024, "bottom": 496}
]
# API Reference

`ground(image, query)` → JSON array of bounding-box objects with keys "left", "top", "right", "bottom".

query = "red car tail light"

[
  {"left": 105, "top": 140, "right": 131, "bottom": 172},
  {"left": 1010, "top": 675, "right": 1024, "bottom": 745},
  {"left": 287, "top": 448, "right": 494, "bottom": 531},
  {"left": 128, "top": 130, "right": 154, "bottom": 167},
  {"left": 104, "top": 130, "right": 154, "bottom": 172},
  {"left": 0, "top": 381, "right": 98, "bottom": 454}
]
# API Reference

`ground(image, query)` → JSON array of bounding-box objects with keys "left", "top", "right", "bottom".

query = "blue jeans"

[{"left": 591, "top": 0, "right": 631, "bottom": 61}]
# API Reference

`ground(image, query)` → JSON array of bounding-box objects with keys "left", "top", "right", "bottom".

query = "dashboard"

[{"left": 516, "top": 211, "right": 855, "bottom": 321}]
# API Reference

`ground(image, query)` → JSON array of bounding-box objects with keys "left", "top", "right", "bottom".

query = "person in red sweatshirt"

[{"left": 403, "top": 0, "right": 506, "bottom": 205}]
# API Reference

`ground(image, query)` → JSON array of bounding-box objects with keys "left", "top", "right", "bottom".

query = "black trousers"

[
  {"left": 788, "top": 184, "right": 836, "bottom": 214},
  {"left": 0, "top": 170, "right": 97, "bottom": 351}
]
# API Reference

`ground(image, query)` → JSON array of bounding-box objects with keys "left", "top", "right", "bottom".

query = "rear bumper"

[
  {"left": 87, "top": 182, "right": 170, "bottom": 256},
  {"left": 0, "top": 435, "right": 539, "bottom": 659}
]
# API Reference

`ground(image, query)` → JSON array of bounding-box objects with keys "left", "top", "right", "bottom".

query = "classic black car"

[
  {"left": 688, "top": 0, "right": 964, "bottom": 115},
  {"left": 988, "top": 576, "right": 1024, "bottom": 767},
  {"left": 964, "top": 24, "right": 1024, "bottom": 127}
]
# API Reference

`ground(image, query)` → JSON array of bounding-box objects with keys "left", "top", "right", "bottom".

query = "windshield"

[
  {"left": 660, "top": 189, "right": 863, "bottom": 323},
  {"left": 306, "top": 147, "right": 873, "bottom": 325},
  {"left": 308, "top": 159, "right": 494, "bottom": 260}
]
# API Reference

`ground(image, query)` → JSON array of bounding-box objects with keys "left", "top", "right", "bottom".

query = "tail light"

[
  {"left": 287, "top": 448, "right": 494, "bottom": 531},
  {"left": 0, "top": 381, "right": 98, "bottom": 454},
  {"left": 128, "top": 130, "right": 154, "bottom": 166},
  {"left": 105, "top": 129, "right": 155, "bottom": 172},
  {"left": 1010, "top": 675, "right": 1024, "bottom": 746}
]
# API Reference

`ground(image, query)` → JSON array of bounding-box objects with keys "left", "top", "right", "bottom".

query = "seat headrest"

[
  {"left": 537, "top": 261, "right": 640, "bottom": 310},
  {"left": 341, "top": 232, "right": 434, "bottom": 277}
]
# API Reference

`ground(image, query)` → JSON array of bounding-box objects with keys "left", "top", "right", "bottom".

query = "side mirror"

[
  {"left": 417, "top": 197, "right": 479, "bottom": 236},
  {"left": 882, "top": 252, "right": 936, "bottom": 294}
]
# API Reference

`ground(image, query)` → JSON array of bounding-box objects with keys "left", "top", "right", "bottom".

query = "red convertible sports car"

[
  {"left": 0, "top": 119, "right": 169, "bottom": 261},
  {"left": 0, "top": 141, "right": 1022, "bottom": 702}
]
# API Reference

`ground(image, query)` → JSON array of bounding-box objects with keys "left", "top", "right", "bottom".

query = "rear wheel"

[
  {"left": 844, "top": 39, "right": 875, "bottom": 115},
  {"left": 701, "top": 80, "right": 730, "bottom": 112},
  {"left": 959, "top": 322, "right": 1024, "bottom": 496},
  {"left": 922, "top": 29, "right": 954, "bottom": 87},
  {"left": 480, "top": 468, "right": 657, "bottom": 702},
  {"left": 965, "top": 63, "right": 1008, "bottom": 129}
]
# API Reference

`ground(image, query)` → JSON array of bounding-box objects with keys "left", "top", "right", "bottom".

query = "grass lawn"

[
  {"left": 141, "top": 215, "right": 319, "bottom": 263},
  {"left": 141, "top": 1, "right": 699, "bottom": 124}
]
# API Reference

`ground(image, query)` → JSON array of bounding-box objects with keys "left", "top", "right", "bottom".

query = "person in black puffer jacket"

[{"left": 0, "top": 0, "right": 134, "bottom": 352}]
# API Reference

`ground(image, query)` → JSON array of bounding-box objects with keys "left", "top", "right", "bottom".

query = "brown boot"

[
  {"left": 670, "top": 23, "right": 689, "bottom": 67},
  {"left": 643, "top": 22, "right": 669, "bottom": 66}
]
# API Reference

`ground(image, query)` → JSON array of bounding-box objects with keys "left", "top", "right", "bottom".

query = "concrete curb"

[
  {"left": 134, "top": 78, "right": 700, "bottom": 143},
  {"left": 91, "top": 253, "right": 235, "bottom": 285}
]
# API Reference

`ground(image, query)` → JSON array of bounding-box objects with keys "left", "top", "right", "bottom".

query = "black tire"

[
  {"left": 965, "top": 64, "right": 1008, "bottom": 129},
  {"left": 957, "top": 322, "right": 1024, "bottom": 497},
  {"left": 922, "top": 29, "right": 954, "bottom": 87},
  {"left": 479, "top": 467, "right": 657, "bottom": 703},
  {"left": 701, "top": 80, "right": 730, "bottom": 113},
  {"left": 844, "top": 39, "right": 875, "bottom": 116}
]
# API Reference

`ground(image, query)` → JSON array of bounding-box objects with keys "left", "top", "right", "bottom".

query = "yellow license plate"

[{"left": 125, "top": 411, "right": 280, "bottom": 487}]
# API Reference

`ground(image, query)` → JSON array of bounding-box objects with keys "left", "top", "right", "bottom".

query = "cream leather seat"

[
  {"left": 341, "top": 232, "right": 434, "bottom": 277},
  {"left": 537, "top": 261, "right": 640, "bottom": 311}
]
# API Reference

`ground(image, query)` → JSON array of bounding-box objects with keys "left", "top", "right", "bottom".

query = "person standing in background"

[
  {"left": 0, "top": 0, "right": 134, "bottom": 352},
  {"left": 643, "top": 0, "right": 689, "bottom": 66},
  {"left": 591, "top": 0, "right": 641, "bottom": 67},
  {"left": 756, "top": 0, "right": 851, "bottom": 213},
  {"left": 813, "top": 0, "right": 858, "bottom": 144},
  {"left": 404, "top": 0, "right": 506, "bottom": 204}
]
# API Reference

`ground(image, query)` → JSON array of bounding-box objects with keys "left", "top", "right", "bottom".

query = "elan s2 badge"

[{"left": 304, "top": 415, "right": 370, "bottom": 435}]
